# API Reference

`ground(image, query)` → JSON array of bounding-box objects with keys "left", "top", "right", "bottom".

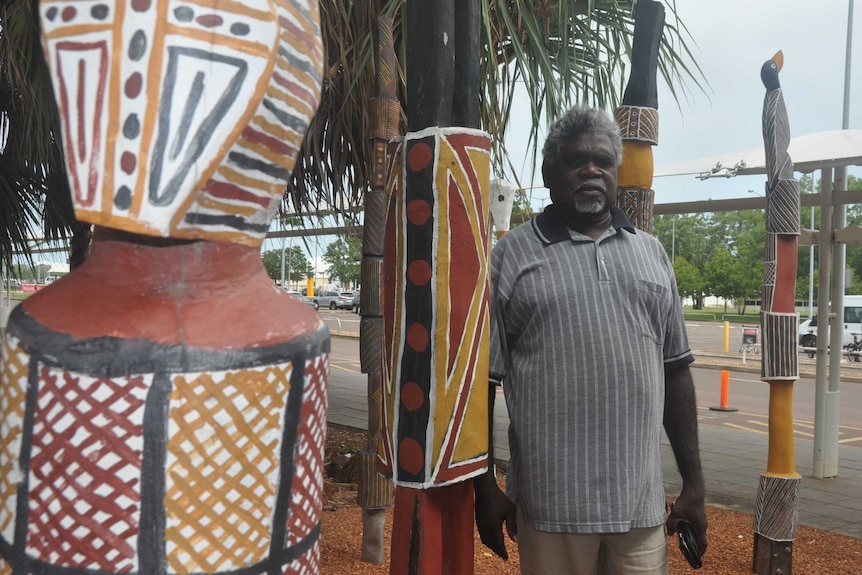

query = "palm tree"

[
  {"left": 290, "top": 0, "right": 701, "bottom": 214},
  {"left": 0, "top": 0, "right": 88, "bottom": 274},
  {"left": 0, "top": 0, "right": 701, "bottom": 266}
]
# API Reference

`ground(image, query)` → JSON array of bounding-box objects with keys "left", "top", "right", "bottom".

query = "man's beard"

[{"left": 573, "top": 193, "right": 607, "bottom": 215}]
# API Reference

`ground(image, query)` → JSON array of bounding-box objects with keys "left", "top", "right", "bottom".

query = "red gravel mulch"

[{"left": 321, "top": 425, "right": 862, "bottom": 575}]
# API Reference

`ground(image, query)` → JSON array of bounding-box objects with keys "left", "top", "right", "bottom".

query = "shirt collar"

[{"left": 532, "top": 204, "right": 636, "bottom": 244}]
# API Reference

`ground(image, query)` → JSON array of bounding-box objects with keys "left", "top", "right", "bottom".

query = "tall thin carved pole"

[
  {"left": 382, "top": 1, "right": 490, "bottom": 573},
  {"left": 614, "top": 0, "right": 663, "bottom": 233},
  {"left": 753, "top": 50, "right": 801, "bottom": 575},
  {"left": 356, "top": 15, "right": 398, "bottom": 565}
]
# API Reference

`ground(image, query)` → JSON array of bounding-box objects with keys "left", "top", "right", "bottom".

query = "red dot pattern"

[
  {"left": 196, "top": 14, "right": 224, "bottom": 27},
  {"left": 124, "top": 73, "right": 142, "bottom": 99},
  {"left": 406, "top": 323, "right": 429, "bottom": 352},
  {"left": 407, "top": 260, "right": 432, "bottom": 286},
  {"left": 398, "top": 438, "right": 424, "bottom": 476},
  {"left": 120, "top": 152, "right": 137, "bottom": 175},
  {"left": 401, "top": 382, "right": 425, "bottom": 412},
  {"left": 406, "top": 199, "right": 431, "bottom": 226},
  {"left": 407, "top": 141, "right": 433, "bottom": 172}
]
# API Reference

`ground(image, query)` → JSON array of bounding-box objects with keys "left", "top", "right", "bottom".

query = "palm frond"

[
  {"left": 1, "top": 0, "right": 76, "bottom": 266},
  {"left": 0, "top": 158, "right": 42, "bottom": 271},
  {"left": 292, "top": 0, "right": 705, "bottom": 214}
]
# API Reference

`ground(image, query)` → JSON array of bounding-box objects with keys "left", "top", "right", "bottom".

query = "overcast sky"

[{"left": 508, "top": 0, "right": 861, "bottom": 209}]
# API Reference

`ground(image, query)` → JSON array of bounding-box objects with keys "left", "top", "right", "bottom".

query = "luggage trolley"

[{"left": 740, "top": 325, "right": 760, "bottom": 354}]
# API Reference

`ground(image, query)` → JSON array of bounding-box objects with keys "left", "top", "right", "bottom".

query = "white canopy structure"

[
  {"left": 655, "top": 129, "right": 862, "bottom": 179},
  {"left": 654, "top": 128, "right": 862, "bottom": 481}
]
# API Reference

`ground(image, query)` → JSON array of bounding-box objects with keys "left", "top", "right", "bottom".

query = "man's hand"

[
  {"left": 666, "top": 489, "right": 708, "bottom": 559},
  {"left": 473, "top": 474, "right": 517, "bottom": 560}
]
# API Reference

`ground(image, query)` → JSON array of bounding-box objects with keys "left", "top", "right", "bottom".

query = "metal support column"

[{"left": 814, "top": 168, "right": 839, "bottom": 478}]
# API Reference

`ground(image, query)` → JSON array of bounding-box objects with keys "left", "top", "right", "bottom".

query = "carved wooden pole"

[
  {"left": 614, "top": 0, "right": 664, "bottom": 233},
  {"left": 0, "top": 2, "right": 327, "bottom": 575},
  {"left": 381, "top": 1, "right": 490, "bottom": 573},
  {"left": 753, "top": 50, "right": 801, "bottom": 575},
  {"left": 357, "top": 15, "right": 398, "bottom": 565}
]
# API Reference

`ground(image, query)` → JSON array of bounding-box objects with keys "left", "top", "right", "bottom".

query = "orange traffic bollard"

[{"left": 710, "top": 370, "right": 739, "bottom": 412}]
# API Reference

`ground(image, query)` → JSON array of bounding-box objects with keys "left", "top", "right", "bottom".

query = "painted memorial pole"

[
  {"left": 381, "top": 1, "right": 490, "bottom": 573},
  {"left": 0, "top": 3, "right": 327, "bottom": 575},
  {"left": 753, "top": 50, "right": 801, "bottom": 575},
  {"left": 614, "top": 0, "right": 664, "bottom": 233},
  {"left": 356, "top": 15, "right": 397, "bottom": 566}
]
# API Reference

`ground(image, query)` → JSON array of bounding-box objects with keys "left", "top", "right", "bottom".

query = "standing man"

[{"left": 474, "top": 106, "right": 707, "bottom": 574}]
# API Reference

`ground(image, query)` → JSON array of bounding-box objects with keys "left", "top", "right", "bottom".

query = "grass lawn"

[{"left": 683, "top": 305, "right": 814, "bottom": 324}]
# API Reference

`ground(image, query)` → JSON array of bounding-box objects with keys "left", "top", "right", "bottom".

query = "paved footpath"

[{"left": 327, "top": 338, "right": 862, "bottom": 540}]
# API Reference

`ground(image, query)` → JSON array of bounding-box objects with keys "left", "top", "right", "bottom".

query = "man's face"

[{"left": 543, "top": 132, "right": 618, "bottom": 220}]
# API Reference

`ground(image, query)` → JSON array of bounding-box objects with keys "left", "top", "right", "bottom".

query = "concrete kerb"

[
  {"left": 329, "top": 330, "right": 359, "bottom": 340},
  {"left": 692, "top": 349, "right": 862, "bottom": 383}
]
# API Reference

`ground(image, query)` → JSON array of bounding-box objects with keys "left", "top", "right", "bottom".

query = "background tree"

[
  {"left": 711, "top": 210, "right": 765, "bottom": 308},
  {"left": 673, "top": 255, "right": 705, "bottom": 304},
  {"left": 261, "top": 247, "right": 313, "bottom": 286},
  {"left": 654, "top": 213, "right": 714, "bottom": 308},
  {"left": 840, "top": 175, "right": 862, "bottom": 292},
  {"left": 703, "top": 246, "right": 750, "bottom": 313},
  {"left": 322, "top": 235, "right": 362, "bottom": 288}
]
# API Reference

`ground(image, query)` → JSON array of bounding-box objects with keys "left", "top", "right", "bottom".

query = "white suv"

[
  {"left": 314, "top": 291, "right": 354, "bottom": 310},
  {"left": 798, "top": 295, "right": 862, "bottom": 349}
]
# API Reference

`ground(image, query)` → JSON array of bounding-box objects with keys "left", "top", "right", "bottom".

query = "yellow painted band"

[
  {"left": 617, "top": 141, "right": 654, "bottom": 189},
  {"left": 766, "top": 380, "right": 797, "bottom": 476}
]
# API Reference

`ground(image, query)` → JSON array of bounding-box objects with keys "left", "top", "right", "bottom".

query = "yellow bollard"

[{"left": 723, "top": 320, "right": 730, "bottom": 353}]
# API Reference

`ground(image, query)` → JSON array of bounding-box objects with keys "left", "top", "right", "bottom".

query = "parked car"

[
  {"left": 289, "top": 293, "right": 319, "bottom": 310},
  {"left": 315, "top": 290, "right": 354, "bottom": 310},
  {"left": 352, "top": 290, "right": 361, "bottom": 314}
]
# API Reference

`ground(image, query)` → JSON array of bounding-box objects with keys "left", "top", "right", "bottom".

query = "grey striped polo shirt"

[{"left": 489, "top": 205, "right": 693, "bottom": 534}]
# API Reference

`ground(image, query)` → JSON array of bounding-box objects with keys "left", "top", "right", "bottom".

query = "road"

[{"left": 320, "top": 311, "right": 862, "bottom": 448}]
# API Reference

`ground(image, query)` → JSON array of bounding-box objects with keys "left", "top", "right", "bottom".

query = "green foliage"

[
  {"left": 656, "top": 210, "right": 766, "bottom": 309},
  {"left": 322, "top": 235, "right": 361, "bottom": 287},
  {"left": 261, "top": 246, "right": 313, "bottom": 285},
  {"left": 672, "top": 255, "right": 704, "bottom": 301},
  {"left": 656, "top": 174, "right": 862, "bottom": 311}
]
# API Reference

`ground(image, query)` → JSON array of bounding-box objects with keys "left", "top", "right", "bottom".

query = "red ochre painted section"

[
  {"left": 22, "top": 229, "right": 322, "bottom": 349},
  {"left": 398, "top": 438, "right": 424, "bottom": 476},
  {"left": 406, "top": 199, "right": 431, "bottom": 226},
  {"left": 406, "top": 142, "right": 433, "bottom": 172},
  {"left": 406, "top": 323, "right": 430, "bottom": 353},
  {"left": 773, "top": 236, "right": 798, "bottom": 313},
  {"left": 389, "top": 483, "right": 474, "bottom": 575},
  {"left": 446, "top": 174, "right": 481, "bottom": 372},
  {"left": 407, "top": 260, "right": 432, "bottom": 286},
  {"left": 401, "top": 382, "right": 425, "bottom": 412}
]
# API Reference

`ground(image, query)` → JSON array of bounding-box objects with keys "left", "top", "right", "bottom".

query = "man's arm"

[
  {"left": 473, "top": 381, "right": 516, "bottom": 560},
  {"left": 664, "top": 364, "right": 708, "bottom": 555}
]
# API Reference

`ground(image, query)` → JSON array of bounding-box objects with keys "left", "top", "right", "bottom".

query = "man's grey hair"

[{"left": 542, "top": 106, "right": 623, "bottom": 167}]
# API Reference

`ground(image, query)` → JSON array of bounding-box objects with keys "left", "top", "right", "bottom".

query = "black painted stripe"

[{"left": 7, "top": 307, "right": 329, "bottom": 377}]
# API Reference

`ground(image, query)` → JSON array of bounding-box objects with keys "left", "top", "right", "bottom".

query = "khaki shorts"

[{"left": 516, "top": 506, "right": 668, "bottom": 575}]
